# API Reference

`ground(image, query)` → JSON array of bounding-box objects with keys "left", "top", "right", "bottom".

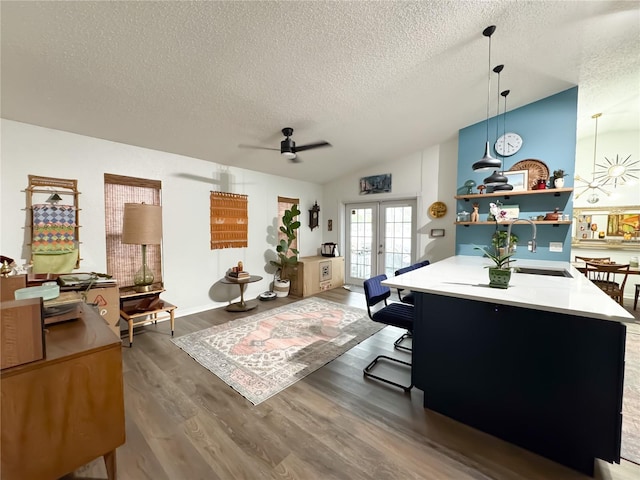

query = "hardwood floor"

[{"left": 68, "top": 288, "right": 640, "bottom": 480}]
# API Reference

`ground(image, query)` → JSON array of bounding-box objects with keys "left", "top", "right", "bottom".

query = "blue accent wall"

[{"left": 456, "top": 87, "right": 578, "bottom": 261}]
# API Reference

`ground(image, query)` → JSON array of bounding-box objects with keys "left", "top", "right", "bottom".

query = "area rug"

[
  {"left": 623, "top": 322, "right": 640, "bottom": 465},
  {"left": 171, "top": 297, "right": 383, "bottom": 405}
]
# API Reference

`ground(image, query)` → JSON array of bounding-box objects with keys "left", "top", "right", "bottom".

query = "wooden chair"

[
  {"left": 575, "top": 256, "right": 611, "bottom": 264},
  {"left": 584, "top": 262, "right": 630, "bottom": 305}
]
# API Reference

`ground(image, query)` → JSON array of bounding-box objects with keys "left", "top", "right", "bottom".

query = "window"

[{"left": 104, "top": 174, "right": 162, "bottom": 288}]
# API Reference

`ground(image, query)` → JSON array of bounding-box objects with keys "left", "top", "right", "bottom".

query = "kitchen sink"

[{"left": 516, "top": 267, "right": 573, "bottom": 278}]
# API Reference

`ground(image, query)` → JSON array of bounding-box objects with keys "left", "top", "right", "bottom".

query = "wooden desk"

[
  {"left": 1, "top": 303, "right": 125, "bottom": 480},
  {"left": 119, "top": 285, "right": 176, "bottom": 346}
]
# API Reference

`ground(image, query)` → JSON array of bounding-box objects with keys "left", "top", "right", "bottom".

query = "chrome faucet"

[{"left": 507, "top": 218, "right": 537, "bottom": 254}]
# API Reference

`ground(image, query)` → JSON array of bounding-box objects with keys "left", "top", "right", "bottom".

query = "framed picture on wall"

[
  {"left": 359, "top": 174, "right": 392, "bottom": 195},
  {"left": 503, "top": 170, "right": 529, "bottom": 191}
]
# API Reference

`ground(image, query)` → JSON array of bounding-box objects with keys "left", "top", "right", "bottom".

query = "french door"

[{"left": 345, "top": 199, "right": 417, "bottom": 286}]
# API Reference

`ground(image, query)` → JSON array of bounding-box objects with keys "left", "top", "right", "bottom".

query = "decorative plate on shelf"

[{"left": 509, "top": 159, "right": 549, "bottom": 190}]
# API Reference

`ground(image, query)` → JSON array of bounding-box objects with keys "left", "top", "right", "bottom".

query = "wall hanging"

[{"left": 210, "top": 192, "right": 248, "bottom": 249}]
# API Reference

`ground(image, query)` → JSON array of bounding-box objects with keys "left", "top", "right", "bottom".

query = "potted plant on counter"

[
  {"left": 474, "top": 244, "right": 516, "bottom": 289},
  {"left": 270, "top": 204, "right": 300, "bottom": 297},
  {"left": 552, "top": 169, "right": 567, "bottom": 188}
]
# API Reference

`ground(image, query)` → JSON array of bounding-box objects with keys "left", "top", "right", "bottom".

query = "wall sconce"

[
  {"left": 122, "top": 203, "right": 163, "bottom": 292},
  {"left": 309, "top": 201, "right": 320, "bottom": 231}
]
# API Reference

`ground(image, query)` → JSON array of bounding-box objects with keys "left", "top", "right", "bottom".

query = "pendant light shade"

[
  {"left": 492, "top": 89, "right": 514, "bottom": 191},
  {"left": 472, "top": 26, "right": 502, "bottom": 172},
  {"left": 484, "top": 65, "right": 509, "bottom": 188}
]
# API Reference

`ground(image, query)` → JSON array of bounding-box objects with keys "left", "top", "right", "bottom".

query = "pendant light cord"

[{"left": 485, "top": 35, "right": 492, "bottom": 142}]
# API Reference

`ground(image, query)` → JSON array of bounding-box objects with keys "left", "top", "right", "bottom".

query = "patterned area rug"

[
  {"left": 172, "top": 298, "right": 383, "bottom": 405},
  {"left": 623, "top": 322, "right": 640, "bottom": 465}
]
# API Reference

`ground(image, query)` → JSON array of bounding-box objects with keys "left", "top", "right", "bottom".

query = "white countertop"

[{"left": 382, "top": 255, "right": 634, "bottom": 323}]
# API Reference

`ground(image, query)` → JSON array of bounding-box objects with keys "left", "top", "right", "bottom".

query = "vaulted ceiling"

[{"left": 2, "top": 1, "right": 638, "bottom": 184}]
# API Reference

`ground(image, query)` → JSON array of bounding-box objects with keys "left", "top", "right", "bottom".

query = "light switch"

[{"left": 549, "top": 242, "right": 563, "bottom": 252}]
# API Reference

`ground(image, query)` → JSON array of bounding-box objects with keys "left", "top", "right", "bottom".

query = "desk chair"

[
  {"left": 363, "top": 274, "right": 414, "bottom": 391},
  {"left": 395, "top": 260, "right": 430, "bottom": 305},
  {"left": 584, "top": 262, "right": 630, "bottom": 305}
]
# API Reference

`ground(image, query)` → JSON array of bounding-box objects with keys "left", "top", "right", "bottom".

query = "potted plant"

[
  {"left": 474, "top": 244, "right": 516, "bottom": 289},
  {"left": 552, "top": 169, "right": 567, "bottom": 188},
  {"left": 270, "top": 204, "right": 301, "bottom": 297}
]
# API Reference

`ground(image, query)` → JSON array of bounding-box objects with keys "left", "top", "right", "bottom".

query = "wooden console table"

[
  {"left": 120, "top": 285, "right": 176, "bottom": 346},
  {"left": 1, "top": 303, "right": 125, "bottom": 480}
]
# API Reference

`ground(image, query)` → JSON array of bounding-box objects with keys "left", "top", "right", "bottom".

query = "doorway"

[{"left": 345, "top": 199, "right": 417, "bottom": 286}]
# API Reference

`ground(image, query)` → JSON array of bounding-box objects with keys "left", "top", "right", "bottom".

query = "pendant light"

[
  {"left": 472, "top": 25, "right": 502, "bottom": 172},
  {"left": 575, "top": 113, "right": 610, "bottom": 202},
  {"left": 484, "top": 65, "right": 510, "bottom": 187},
  {"left": 492, "top": 89, "right": 515, "bottom": 192}
]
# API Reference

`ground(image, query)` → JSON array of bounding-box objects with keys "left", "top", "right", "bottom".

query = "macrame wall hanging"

[{"left": 210, "top": 192, "right": 248, "bottom": 249}]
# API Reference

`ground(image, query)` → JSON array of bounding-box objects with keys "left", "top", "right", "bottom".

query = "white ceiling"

[{"left": 2, "top": 1, "right": 638, "bottom": 184}]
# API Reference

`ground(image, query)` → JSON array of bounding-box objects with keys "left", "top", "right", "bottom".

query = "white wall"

[
  {"left": 322, "top": 137, "right": 458, "bottom": 267},
  {"left": 574, "top": 129, "right": 640, "bottom": 208},
  {"left": 1, "top": 120, "right": 324, "bottom": 316}
]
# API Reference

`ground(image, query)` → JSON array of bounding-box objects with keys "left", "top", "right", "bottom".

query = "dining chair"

[
  {"left": 575, "top": 256, "right": 611, "bottom": 264},
  {"left": 394, "top": 260, "right": 431, "bottom": 305},
  {"left": 362, "top": 274, "right": 414, "bottom": 391},
  {"left": 584, "top": 262, "right": 630, "bottom": 305}
]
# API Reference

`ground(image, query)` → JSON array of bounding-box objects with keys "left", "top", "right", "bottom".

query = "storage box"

[
  {"left": 84, "top": 285, "right": 120, "bottom": 337},
  {"left": 1, "top": 298, "right": 45, "bottom": 370}
]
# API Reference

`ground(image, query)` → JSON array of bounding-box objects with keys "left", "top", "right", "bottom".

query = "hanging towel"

[{"left": 32, "top": 249, "right": 78, "bottom": 274}]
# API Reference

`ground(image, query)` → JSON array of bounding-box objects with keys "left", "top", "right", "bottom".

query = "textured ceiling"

[{"left": 2, "top": 1, "right": 639, "bottom": 184}]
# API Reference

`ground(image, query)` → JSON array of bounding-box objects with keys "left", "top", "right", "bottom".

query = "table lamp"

[{"left": 122, "top": 203, "right": 162, "bottom": 292}]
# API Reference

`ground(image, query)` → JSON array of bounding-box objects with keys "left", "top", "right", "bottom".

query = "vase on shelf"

[
  {"left": 554, "top": 177, "right": 565, "bottom": 188},
  {"left": 488, "top": 267, "right": 511, "bottom": 289}
]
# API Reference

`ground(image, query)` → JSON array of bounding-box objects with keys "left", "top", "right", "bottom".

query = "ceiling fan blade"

[
  {"left": 294, "top": 141, "right": 331, "bottom": 153},
  {"left": 238, "top": 144, "right": 280, "bottom": 151}
]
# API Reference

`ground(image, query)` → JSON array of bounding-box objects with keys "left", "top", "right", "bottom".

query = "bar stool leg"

[{"left": 634, "top": 284, "right": 639, "bottom": 311}]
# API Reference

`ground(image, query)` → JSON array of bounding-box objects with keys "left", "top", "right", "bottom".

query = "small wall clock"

[
  {"left": 495, "top": 132, "right": 523, "bottom": 156},
  {"left": 308, "top": 201, "right": 320, "bottom": 230},
  {"left": 428, "top": 201, "right": 447, "bottom": 218}
]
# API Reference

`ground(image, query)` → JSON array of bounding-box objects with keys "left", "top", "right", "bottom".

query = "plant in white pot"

[
  {"left": 270, "top": 204, "right": 300, "bottom": 297},
  {"left": 552, "top": 169, "right": 567, "bottom": 188}
]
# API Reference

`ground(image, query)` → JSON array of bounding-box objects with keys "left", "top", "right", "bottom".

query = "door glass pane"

[
  {"left": 348, "top": 206, "right": 374, "bottom": 281},
  {"left": 382, "top": 205, "right": 414, "bottom": 278}
]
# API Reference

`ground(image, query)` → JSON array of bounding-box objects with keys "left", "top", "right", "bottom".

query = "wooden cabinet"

[
  {"left": 297, "top": 256, "right": 344, "bottom": 297},
  {"left": 1, "top": 303, "right": 125, "bottom": 480}
]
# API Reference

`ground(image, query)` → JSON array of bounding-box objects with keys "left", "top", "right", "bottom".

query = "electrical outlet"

[{"left": 549, "top": 242, "right": 563, "bottom": 253}]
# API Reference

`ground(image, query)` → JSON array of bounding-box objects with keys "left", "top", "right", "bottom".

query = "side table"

[
  {"left": 220, "top": 275, "right": 262, "bottom": 312},
  {"left": 120, "top": 285, "right": 176, "bottom": 346}
]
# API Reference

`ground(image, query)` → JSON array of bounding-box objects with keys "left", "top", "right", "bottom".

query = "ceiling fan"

[{"left": 239, "top": 127, "right": 331, "bottom": 163}]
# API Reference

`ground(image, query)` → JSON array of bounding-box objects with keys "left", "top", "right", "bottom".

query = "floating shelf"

[
  {"left": 456, "top": 221, "right": 571, "bottom": 226},
  {"left": 455, "top": 187, "right": 573, "bottom": 201}
]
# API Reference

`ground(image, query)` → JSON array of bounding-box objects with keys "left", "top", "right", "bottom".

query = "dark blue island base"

[{"left": 413, "top": 293, "right": 626, "bottom": 477}]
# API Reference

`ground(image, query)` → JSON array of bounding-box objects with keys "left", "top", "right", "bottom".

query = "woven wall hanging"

[{"left": 210, "top": 192, "right": 248, "bottom": 249}]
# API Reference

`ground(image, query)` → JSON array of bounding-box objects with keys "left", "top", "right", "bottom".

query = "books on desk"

[{"left": 227, "top": 271, "right": 250, "bottom": 279}]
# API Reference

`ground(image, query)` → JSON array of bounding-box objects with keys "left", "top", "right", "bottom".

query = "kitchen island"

[{"left": 383, "top": 255, "right": 633, "bottom": 476}]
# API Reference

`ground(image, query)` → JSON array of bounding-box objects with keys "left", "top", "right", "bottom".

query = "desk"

[
  {"left": 220, "top": 275, "right": 262, "bottom": 312},
  {"left": 1, "top": 303, "right": 125, "bottom": 480},
  {"left": 120, "top": 285, "right": 176, "bottom": 346}
]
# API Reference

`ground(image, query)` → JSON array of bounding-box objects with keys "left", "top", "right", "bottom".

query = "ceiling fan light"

[{"left": 281, "top": 151, "right": 296, "bottom": 159}]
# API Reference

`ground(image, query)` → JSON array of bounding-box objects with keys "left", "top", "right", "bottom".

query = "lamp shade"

[{"left": 122, "top": 203, "right": 163, "bottom": 245}]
